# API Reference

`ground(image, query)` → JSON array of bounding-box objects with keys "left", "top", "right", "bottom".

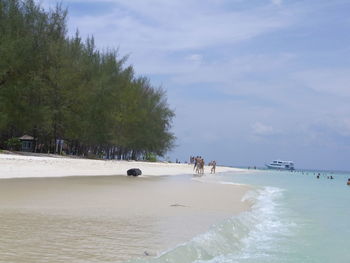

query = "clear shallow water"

[{"left": 133, "top": 170, "right": 350, "bottom": 263}]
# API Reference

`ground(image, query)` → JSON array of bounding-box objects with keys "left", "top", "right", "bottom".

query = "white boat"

[{"left": 266, "top": 160, "right": 294, "bottom": 170}]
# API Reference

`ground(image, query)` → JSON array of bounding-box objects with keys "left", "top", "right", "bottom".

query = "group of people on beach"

[
  {"left": 194, "top": 156, "right": 205, "bottom": 174},
  {"left": 190, "top": 156, "right": 216, "bottom": 175}
]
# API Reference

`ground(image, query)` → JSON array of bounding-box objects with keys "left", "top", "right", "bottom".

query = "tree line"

[{"left": 0, "top": 0, "right": 175, "bottom": 160}]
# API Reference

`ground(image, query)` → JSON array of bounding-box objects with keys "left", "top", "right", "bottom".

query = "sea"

[{"left": 130, "top": 169, "right": 350, "bottom": 263}]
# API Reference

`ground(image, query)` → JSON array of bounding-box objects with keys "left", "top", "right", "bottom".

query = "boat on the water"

[{"left": 266, "top": 160, "right": 295, "bottom": 170}]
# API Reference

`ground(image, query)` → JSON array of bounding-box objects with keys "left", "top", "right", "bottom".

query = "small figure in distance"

[
  {"left": 347, "top": 178, "right": 350, "bottom": 186},
  {"left": 211, "top": 160, "right": 216, "bottom": 174},
  {"left": 316, "top": 174, "right": 320, "bottom": 179},
  {"left": 197, "top": 157, "right": 205, "bottom": 175},
  {"left": 193, "top": 156, "right": 198, "bottom": 171},
  {"left": 330, "top": 176, "right": 334, "bottom": 179}
]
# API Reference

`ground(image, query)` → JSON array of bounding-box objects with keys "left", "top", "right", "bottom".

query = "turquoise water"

[{"left": 130, "top": 170, "right": 350, "bottom": 263}]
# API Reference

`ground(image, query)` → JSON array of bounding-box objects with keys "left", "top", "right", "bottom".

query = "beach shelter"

[{"left": 19, "top": 135, "right": 35, "bottom": 152}]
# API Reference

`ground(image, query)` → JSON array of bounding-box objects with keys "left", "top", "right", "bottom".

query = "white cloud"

[
  {"left": 293, "top": 69, "right": 350, "bottom": 98},
  {"left": 251, "top": 122, "right": 278, "bottom": 136},
  {"left": 186, "top": 54, "right": 203, "bottom": 64},
  {"left": 38, "top": 0, "right": 298, "bottom": 79},
  {"left": 271, "top": 0, "right": 282, "bottom": 6},
  {"left": 53, "top": 0, "right": 296, "bottom": 53},
  {"left": 316, "top": 117, "right": 350, "bottom": 138}
]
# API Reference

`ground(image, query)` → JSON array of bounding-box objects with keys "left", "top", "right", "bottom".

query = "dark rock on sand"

[{"left": 127, "top": 168, "right": 142, "bottom": 176}]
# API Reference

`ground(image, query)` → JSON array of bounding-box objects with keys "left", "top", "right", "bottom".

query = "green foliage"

[
  {"left": 145, "top": 152, "right": 157, "bottom": 162},
  {"left": 5, "top": 137, "right": 21, "bottom": 150},
  {"left": 0, "top": 0, "right": 175, "bottom": 159}
]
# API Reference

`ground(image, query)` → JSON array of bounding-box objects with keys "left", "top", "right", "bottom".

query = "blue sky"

[{"left": 39, "top": 0, "right": 350, "bottom": 170}]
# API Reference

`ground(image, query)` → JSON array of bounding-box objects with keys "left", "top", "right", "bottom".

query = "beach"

[
  {"left": 2, "top": 154, "right": 349, "bottom": 263},
  {"left": 0, "top": 153, "right": 251, "bottom": 262},
  {"left": 0, "top": 153, "right": 243, "bottom": 178}
]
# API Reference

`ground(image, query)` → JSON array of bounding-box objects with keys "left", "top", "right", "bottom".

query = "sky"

[{"left": 38, "top": 0, "right": 350, "bottom": 170}]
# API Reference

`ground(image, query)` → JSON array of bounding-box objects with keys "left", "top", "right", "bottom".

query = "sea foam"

[{"left": 130, "top": 184, "right": 295, "bottom": 263}]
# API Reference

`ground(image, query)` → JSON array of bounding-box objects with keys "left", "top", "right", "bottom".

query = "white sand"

[
  {"left": 0, "top": 153, "right": 245, "bottom": 179},
  {"left": 0, "top": 153, "right": 251, "bottom": 261}
]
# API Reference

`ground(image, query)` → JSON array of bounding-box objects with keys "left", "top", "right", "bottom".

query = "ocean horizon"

[{"left": 229, "top": 164, "right": 350, "bottom": 175}]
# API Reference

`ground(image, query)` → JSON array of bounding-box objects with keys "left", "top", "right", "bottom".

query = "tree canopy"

[{"left": 0, "top": 0, "right": 175, "bottom": 160}]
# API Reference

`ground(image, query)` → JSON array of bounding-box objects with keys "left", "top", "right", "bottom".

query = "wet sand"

[{"left": 0, "top": 175, "right": 251, "bottom": 262}]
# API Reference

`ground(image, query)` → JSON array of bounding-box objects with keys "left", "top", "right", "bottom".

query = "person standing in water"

[
  {"left": 193, "top": 156, "right": 198, "bottom": 171},
  {"left": 211, "top": 160, "right": 216, "bottom": 174}
]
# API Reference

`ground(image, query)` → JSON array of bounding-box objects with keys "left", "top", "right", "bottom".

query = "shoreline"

[{"left": 0, "top": 152, "right": 246, "bottom": 179}]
